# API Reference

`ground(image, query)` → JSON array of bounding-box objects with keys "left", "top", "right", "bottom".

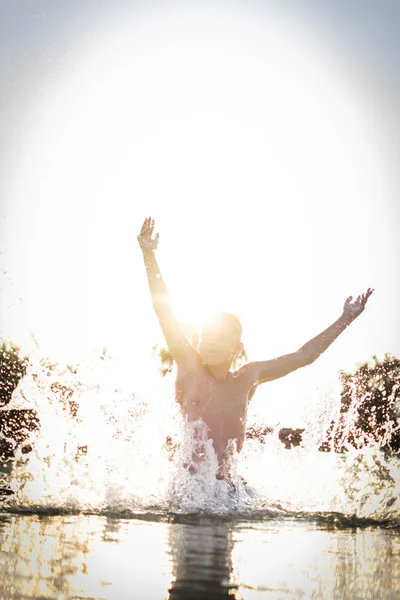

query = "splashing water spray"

[{"left": 2, "top": 353, "right": 399, "bottom": 523}]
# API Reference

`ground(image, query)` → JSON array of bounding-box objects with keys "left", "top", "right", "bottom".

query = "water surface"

[{"left": 0, "top": 511, "right": 399, "bottom": 599}]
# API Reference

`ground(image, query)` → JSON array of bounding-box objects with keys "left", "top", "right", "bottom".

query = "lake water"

[
  {"left": 0, "top": 510, "right": 399, "bottom": 599},
  {"left": 1, "top": 360, "right": 399, "bottom": 598}
]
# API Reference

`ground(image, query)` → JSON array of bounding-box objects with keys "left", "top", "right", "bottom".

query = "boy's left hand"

[
  {"left": 137, "top": 216, "right": 159, "bottom": 251},
  {"left": 343, "top": 288, "right": 374, "bottom": 320}
]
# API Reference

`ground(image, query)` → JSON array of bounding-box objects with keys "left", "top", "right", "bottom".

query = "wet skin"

[
  {"left": 175, "top": 327, "right": 256, "bottom": 473},
  {"left": 174, "top": 319, "right": 253, "bottom": 469},
  {"left": 175, "top": 357, "right": 256, "bottom": 470}
]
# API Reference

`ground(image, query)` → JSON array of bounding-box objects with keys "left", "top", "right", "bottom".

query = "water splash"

[{"left": 1, "top": 353, "right": 399, "bottom": 524}]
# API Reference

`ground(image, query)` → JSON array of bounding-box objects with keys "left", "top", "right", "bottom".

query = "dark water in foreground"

[{"left": 0, "top": 511, "right": 399, "bottom": 600}]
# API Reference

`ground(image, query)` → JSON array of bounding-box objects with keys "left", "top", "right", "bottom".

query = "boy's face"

[{"left": 198, "top": 319, "right": 242, "bottom": 367}]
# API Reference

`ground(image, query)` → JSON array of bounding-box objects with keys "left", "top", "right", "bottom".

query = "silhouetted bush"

[
  {"left": 323, "top": 354, "right": 400, "bottom": 453},
  {"left": 0, "top": 341, "right": 28, "bottom": 407}
]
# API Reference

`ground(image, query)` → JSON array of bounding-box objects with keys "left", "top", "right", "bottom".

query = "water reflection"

[
  {"left": 232, "top": 520, "right": 400, "bottom": 599},
  {"left": 0, "top": 513, "right": 399, "bottom": 599},
  {"left": 167, "top": 517, "right": 239, "bottom": 599},
  {"left": 0, "top": 513, "right": 171, "bottom": 599},
  {"left": 0, "top": 513, "right": 93, "bottom": 598}
]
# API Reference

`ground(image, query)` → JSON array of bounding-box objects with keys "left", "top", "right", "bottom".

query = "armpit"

[{"left": 248, "top": 385, "right": 257, "bottom": 402}]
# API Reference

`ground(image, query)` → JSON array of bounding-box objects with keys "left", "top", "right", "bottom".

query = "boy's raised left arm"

[{"left": 244, "top": 288, "right": 374, "bottom": 386}]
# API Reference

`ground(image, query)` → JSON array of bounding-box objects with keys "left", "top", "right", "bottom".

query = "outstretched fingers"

[
  {"left": 140, "top": 216, "right": 155, "bottom": 235},
  {"left": 361, "top": 287, "right": 374, "bottom": 307},
  {"left": 343, "top": 288, "right": 374, "bottom": 315},
  {"left": 140, "top": 216, "right": 150, "bottom": 235}
]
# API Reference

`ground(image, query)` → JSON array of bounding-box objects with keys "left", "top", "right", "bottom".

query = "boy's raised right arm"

[{"left": 137, "top": 217, "right": 198, "bottom": 366}]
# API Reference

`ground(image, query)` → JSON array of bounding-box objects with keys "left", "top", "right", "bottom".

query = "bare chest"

[{"left": 175, "top": 368, "right": 249, "bottom": 422}]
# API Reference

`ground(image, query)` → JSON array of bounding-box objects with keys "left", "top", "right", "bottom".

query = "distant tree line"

[
  {"left": 0, "top": 341, "right": 28, "bottom": 408},
  {"left": 1, "top": 338, "right": 399, "bottom": 458},
  {"left": 323, "top": 353, "right": 400, "bottom": 454},
  {"left": 0, "top": 341, "right": 38, "bottom": 460},
  {"left": 0, "top": 341, "right": 78, "bottom": 461}
]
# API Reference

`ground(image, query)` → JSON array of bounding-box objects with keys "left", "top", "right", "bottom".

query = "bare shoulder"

[
  {"left": 232, "top": 362, "right": 259, "bottom": 387},
  {"left": 231, "top": 364, "right": 259, "bottom": 403}
]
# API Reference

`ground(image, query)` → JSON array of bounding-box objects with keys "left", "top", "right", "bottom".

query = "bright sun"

[
  {"left": 173, "top": 295, "right": 224, "bottom": 332},
  {"left": 4, "top": 1, "right": 385, "bottom": 375}
]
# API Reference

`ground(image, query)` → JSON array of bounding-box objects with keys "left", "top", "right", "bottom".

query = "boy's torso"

[{"left": 175, "top": 362, "right": 254, "bottom": 456}]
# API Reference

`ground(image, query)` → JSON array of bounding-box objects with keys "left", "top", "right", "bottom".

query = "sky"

[{"left": 1, "top": 0, "right": 399, "bottom": 424}]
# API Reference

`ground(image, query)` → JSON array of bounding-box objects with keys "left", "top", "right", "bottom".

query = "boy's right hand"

[{"left": 137, "top": 217, "right": 159, "bottom": 251}]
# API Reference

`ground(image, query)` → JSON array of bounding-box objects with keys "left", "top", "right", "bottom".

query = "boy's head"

[{"left": 198, "top": 312, "right": 243, "bottom": 367}]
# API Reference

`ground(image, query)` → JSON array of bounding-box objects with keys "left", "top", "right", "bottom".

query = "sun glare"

[
  {"left": 174, "top": 301, "right": 215, "bottom": 332},
  {"left": 3, "top": 1, "right": 392, "bottom": 377}
]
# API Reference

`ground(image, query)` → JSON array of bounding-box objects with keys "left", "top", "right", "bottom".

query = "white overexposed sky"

[{"left": 1, "top": 0, "right": 399, "bottom": 424}]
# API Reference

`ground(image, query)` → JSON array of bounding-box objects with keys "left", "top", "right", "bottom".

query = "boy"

[{"left": 138, "top": 217, "right": 373, "bottom": 477}]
